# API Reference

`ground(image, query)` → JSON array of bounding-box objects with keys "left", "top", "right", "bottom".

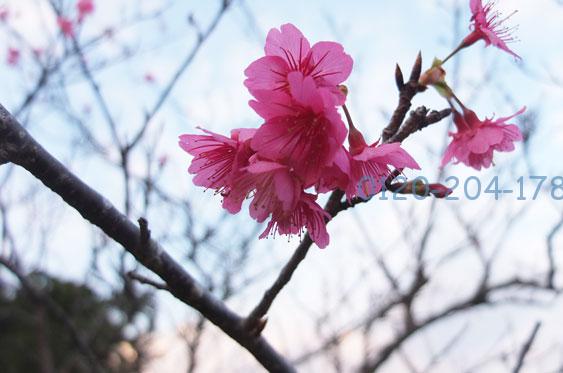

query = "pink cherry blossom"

[
  {"left": 250, "top": 71, "right": 347, "bottom": 187},
  {"left": 315, "top": 147, "right": 350, "bottom": 193},
  {"left": 441, "top": 107, "right": 525, "bottom": 170},
  {"left": 77, "top": 0, "right": 95, "bottom": 22},
  {"left": 245, "top": 23, "right": 353, "bottom": 105},
  {"left": 0, "top": 7, "right": 9, "bottom": 22},
  {"left": 57, "top": 16, "right": 75, "bottom": 38},
  {"left": 259, "top": 192, "right": 330, "bottom": 249},
  {"left": 344, "top": 125, "right": 420, "bottom": 200},
  {"left": 463, "top": 0, "right": 520, "bottom": 59},
  {"left": 144, "top": 73, "right": 156, "bottom": 83},
  {"left": 226, "top": 159, "right": 302, "bottom": 221},
  {"left": 178, "top": 127, "right": 255, "bottom": 195},
  {"left": 6, "top": 47, "right": 20, "bottom": 66}
]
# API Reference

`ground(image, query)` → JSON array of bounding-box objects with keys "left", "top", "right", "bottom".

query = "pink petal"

[
  {"left": 496, "top": 106, "right": 526, "bottom": 125},
  {"left": 244, "top": 55, "right": 289, "bottom": 93},
  {"left": 308, "top": 41, "right": 353, "bottom": 86},
  {"left": 265, "top": 23, "right": 311, "bottom": 68},
  {"left": 248, "top": 90, "right": 295, "bottom": 120},
  {"left": 273, "top": 171, "right": 301, "bottom": 211},
  {"left": 357, "top": 143, "right": 420, "bottom": 170},
  {"left": 440, "top": 141, "right": 457, "bottom": 168},
  {"left": 287, "top": 71, "right": 322, "bottom": 109},
  {"left": 466, "top": 126, "right": 503, "bottom": 154},
  {"left": 231, "top": 128, "right": 257, "bottom": 143}
]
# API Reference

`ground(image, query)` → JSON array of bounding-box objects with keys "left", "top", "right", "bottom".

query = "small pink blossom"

[
  {"left": 32, "top": 48, "right": 44, "bottom": 58},
  {"left": 344, "top": 125, "right": 420, "bottom": 200},
  {"left": 245, "top": 23, "right": 353, "bottom": 105},
  {"left": 441, "top": 107, "right": 525, "bottom": 170},
  {"left": 57, "top": 16, "right": 75, "bottom": 38},
  {"left": 77, "top": 0, "right": 95, "bottom": 22},
  {"left": 0, "top": 7, "right": 9, "bottom": 22},
  {"left": 250, "top": 71, "right": 347, "bottom": 187},
  {"left": 463, "top": 0, "right": 520, "bottom": 59},
  {"left": 144, "top": 73, "right": 156, "bottom": 83},
  {"left": 6, "top": 47, "right": 20, "bottom": 66},
  {"left": 158, "top": 155, "right": 168, "bottom": 169},
  {"left": 259, "top": 192, "right": 330, "bottom": 249}
]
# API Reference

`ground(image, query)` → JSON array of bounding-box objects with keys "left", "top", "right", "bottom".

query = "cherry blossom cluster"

[
  {"left": 422, "top": 0, "right": 525, "bottom": 170},
  {"left": 180, "top": 24, "right": 419, "bottom": 248},
  {"left": 179, "top": 0, "right": 525, "bottom": 248}
]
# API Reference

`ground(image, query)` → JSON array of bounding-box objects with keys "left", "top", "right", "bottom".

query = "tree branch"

[
  {"left": 512, "top": 321, "right": 541, "bottom": 373},
  {"left": 0, "top": 103, "right": 295, "bottom": 373},
  {"left": 381, "top": 52, "right": 427, "bottom": 143}
]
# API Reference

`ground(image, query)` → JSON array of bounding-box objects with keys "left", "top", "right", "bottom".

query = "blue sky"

[{"left": 1, "top": 0, "right": 563, "bottom": 371}]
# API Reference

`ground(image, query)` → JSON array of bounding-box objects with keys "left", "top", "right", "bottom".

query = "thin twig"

[
  {"left": 127, "top": 271, "right": 168, "bottom": 291},
  {"left": 381, "top": 52, "right": 426, "bottom": 142},
  {"left": 244, "top": 190, "right": 344, "bottom": 332},
  {"left": 546, "top": 212, "right": 563, "bottom": 288},
  {"left": 512, "top": 321, "right": 542, "bottom": 373},
  {"left": 127, "top": 0, "right": 233, "bottom": 152},
  {"left": 388, "top": 107, "right": 452, "bottom": 143}
]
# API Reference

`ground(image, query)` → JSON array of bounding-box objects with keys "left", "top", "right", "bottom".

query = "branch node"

[
  {"left": 138, "top": 217, "right": 151, "bottom": 248},
  {"left": 244, "top": 316, "right": 268, "bottom": 337}
]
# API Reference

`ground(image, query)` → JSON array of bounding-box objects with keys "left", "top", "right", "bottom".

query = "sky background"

[{"left": 1, "top": 0, "right": 563, "bottom": 371}]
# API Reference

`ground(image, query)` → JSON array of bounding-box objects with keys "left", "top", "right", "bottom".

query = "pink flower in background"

[
  {"left": 32, "top": 48, "right": 44, "bottom": 58},
  {"left": 441, "top": 107, "right": 525, "bottom": 170},
  {"left": 6, "top": 47, "right": 20, "bottom": 66},
  {"left": 144, "top": 73, "right": 156, "bottom": 83},
  {"left": 260, "top": 193, "right": 330, "bottom": 249},
  {"left": 250, "top": 71, "right": 347, "bottom": 187},
  {"left": 344, "top": 125, "right": 420, "bottom": 200},
  {"left": 245, "top": 23, "right": 353, "bottom": 105},
  {"left": 462, "top": 0, "right": 520, "bottom": 59},
  {"left": 57, "top": 16, "right": 75, "bottom": 38},
  {"left": 0, "top": 7, "right": 9, "bottom": 22},
  {"left": 178, "top": 127, "right": 255, "bottom": 194},
  {"left": 77, "top": 0, "right": 95, "bottom": 22}
]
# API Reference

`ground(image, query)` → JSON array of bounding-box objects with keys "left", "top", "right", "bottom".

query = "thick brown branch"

[{"left": 0, "top": 103, "right": 295, "bottom": 373}]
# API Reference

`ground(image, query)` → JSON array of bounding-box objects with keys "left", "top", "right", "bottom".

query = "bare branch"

[
  {"left": 512, "top": 321, "right": 542, "bottom": 373},
  {"left": 244, "top": 190, "right": 345, "bottom": 332},
  {"left": 381, "top": 52, "right": 427, "bottom": 142},
  {"left": 547, "top": 212, "right": 563, "bottom": 288},
  {"left": 127, "top": 271, "right": 168, "bottom": 291},
  {"left": 0, "top": 103, "right": 295, "bottom": 373},
  {"left": 127, "top": 0, "right": 234, "bottom": 152}
]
